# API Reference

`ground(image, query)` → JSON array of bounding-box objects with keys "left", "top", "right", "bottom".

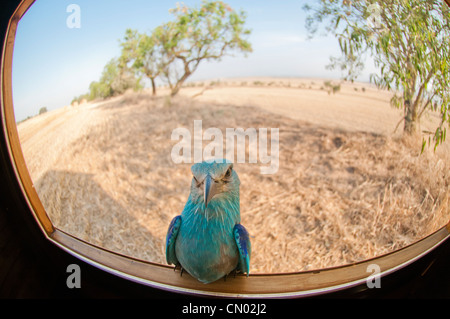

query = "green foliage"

[
  {"left": 71, "top": 93, "right": 89, "bottom": 105},
  {"left": 39, "top": 107, "right": 47, "bottom": 115},
  {"left": 155, "top": 0, "right": 252, "bottom": 96},
  {"left": 88, "top": 58, "right": 142, "bottom": 100},
  {"left": 323, "top": 80, "right": 341, "bottom": 95},
  {"left": 118, "top": 1, "right": 252, "bottom": 97},
  {"left": 73, "top": 1, "right": 251, "bottom": 104},
  {"left": 72, "top": 58, "right": 142, "bottom": 104},
  {"left": 304, "top": 0, "right": 450, "bottom": 149},
  {"left": 119, "top": 29, "right": 171, "bottom": 95}
]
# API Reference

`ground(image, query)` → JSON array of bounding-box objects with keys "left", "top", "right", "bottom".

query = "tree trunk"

[
  {"left": 170, "top": 71, "right": 192, "bottom": 97},
  {"left": 170, "top": 84, "right": 181, "bottom": 97},
  {"left": 151, "top": 78, "right": 156, "bottom": 96},
  {"left": 404, "top": 99, "right": 418, "bottom": 134}
]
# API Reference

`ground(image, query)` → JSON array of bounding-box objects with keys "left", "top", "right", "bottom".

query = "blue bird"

[{"left": 165, "top": 159, "right": 251, "bottom": 284}]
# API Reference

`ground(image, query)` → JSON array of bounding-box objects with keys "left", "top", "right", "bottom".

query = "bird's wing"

[
  {"left": 165, "top": 215, "right": 182, "bottom": 265},
  {"left": 233, "top": 224, "right": 251, "bottom": 276}
]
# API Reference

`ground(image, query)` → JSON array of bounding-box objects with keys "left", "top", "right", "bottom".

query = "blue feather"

[
  {"left": 234, "top": 224, "right": 251, "bottom": 275},
  {"left": 165, "top": 215, "right": 182, "bottom": 265}
]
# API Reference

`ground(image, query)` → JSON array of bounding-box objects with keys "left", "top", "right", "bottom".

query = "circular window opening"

[{"left": 3, "top": 0, "right": 450, "bottom": 297}]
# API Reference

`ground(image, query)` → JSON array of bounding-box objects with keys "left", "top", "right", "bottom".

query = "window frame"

[{"left": 1, "top": 0, "right": 449, "bottom": 298}]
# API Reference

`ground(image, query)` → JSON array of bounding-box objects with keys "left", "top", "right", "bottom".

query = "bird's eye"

[
  {"left": 224, "top": 167, "right": 232, "bottom": 179},
  {"left": 193, "top": 176, "right": 201, "bottom": 187}
]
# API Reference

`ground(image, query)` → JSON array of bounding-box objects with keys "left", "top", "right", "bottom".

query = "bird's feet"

[
  {"left": 223, "top": 269, "right": 238, "bottom": 282},
  {"left": 174, "top": 264, "right": 185, "bottom": 277}
]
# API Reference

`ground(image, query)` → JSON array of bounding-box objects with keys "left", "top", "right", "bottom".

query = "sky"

[{"left": 12, "top": 0, "right": 376, "bottom": 122}]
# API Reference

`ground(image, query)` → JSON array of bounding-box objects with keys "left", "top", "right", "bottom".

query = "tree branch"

[
  {"left": 417, "top": 92, "right": 437, "bottom": 119},
  {"left": 413, "top": 70, "right": 435, "bottom": 117},
  {"left": 393, "top": 116, "right": 406, "bottom": 134}
]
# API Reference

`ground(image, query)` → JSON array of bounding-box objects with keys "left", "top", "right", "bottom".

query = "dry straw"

[{"left": 19, "top": 87, "right": 450, "bottom": 273}]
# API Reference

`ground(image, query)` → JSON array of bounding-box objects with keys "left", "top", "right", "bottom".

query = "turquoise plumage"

[{"left": 165, "top": 159, "right": 251, "bottom": 284}]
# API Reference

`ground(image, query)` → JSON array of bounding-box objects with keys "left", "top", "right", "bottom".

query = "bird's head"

[{"left": 190, "top": 159, "right": 240, "bottom": 209}]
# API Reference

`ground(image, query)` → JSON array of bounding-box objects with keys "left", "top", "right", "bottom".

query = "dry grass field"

[{"left": 17, "top": 78, "right": 450, "bottom": 273}]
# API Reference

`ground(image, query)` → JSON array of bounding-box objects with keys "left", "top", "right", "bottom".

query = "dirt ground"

[{"left": 17, "top": 78, "right": 450, "bottom": 273}]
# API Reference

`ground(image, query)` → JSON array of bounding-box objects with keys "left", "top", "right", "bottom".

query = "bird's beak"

[{"left": 204, "top": 174, "right": 217, "bottom": 208}]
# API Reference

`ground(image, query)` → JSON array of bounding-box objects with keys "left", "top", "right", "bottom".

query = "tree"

[
  {"left": 89, "top": 58, "right": 142, "bottom": 100},
  {"left": 119, "top": 29, "right": 173, "bottom": 96},
  {"left": 157, "top": 0, "right": 252, "bottom": 96},
  {"left": 304, "top": 0, "right": 450, "bottom": 149}
]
